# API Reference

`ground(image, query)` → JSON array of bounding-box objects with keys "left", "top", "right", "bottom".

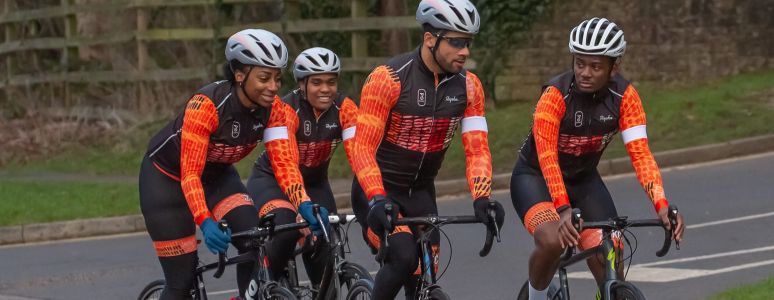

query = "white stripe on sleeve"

[
  {"left": 263, "top": 126, "right": 289, "bottom": 143},
  {"left": 621, "top": 125, "right": 648, "bottom": 144},
  {"left": 461, "top": 116, "right": 488, "bottom": 133},
  {"left": 342, "top": 126, "right": 356, "bottom": 141}
]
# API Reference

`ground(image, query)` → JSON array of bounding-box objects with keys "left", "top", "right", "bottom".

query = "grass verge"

[
  {"left": 0, "top": 179, "right": 139, "bottom": 226},
  {"left": 710, "top": 276, "right": 774, "bottom": 300}
]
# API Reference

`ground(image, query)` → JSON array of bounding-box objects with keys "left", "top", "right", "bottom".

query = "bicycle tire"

[
  {"left": 137, "top": 279, "right": 166, "bottom": 300},
  {"left": 609, "top": 281, "right": 646, "bottom": 300},
  {"left": 516, "top": 280, "right": 563, "bottom": 300},
  {"left": 344, "top": 279, "right": 373, "bottom": 300},
  {"left": 426, "top": 287, "right": 451, "bottom": 300},
  {"left": 339, "top": 262, "right": 374, "bottom": 289},
  {"left": 266, "top": 285, "right": 299, "bottom": 300}
]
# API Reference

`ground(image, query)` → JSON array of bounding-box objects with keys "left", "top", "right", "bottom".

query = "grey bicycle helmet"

[
  {"left": 292, "top": 47, "right": 341, "bottom": 82},
  {"left": 568, "top": 18, "right": 626, "bottom": 58},
  {"left": 225, "top": 29, "right": 288, "bottom": 69},
  {"left": 416, "top": 0, "right": 480, "bottom": 34}
]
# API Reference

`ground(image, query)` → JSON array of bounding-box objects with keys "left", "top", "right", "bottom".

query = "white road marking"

[
  {"left": 568, "top": 260, "right": 774, "bottom": 282},
  {"left": 638, "top": 245, "right": 774, "bottom": 267},
  {"left": 687, "top": 211, "right": 774, "bottom": 229},
  {"left": 567, "top": 244, "right": 774, "bottom": 282}
]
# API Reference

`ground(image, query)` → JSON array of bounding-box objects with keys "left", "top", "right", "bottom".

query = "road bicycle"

[
  {"left": 139, "top": 206, "right": 327, "bottom": 300},
  {"left": 279, "top": 213, "right": 374, "bottom": 299},
  {"left": 345, "top": 201, "right": 501, "bottom": 300},
  {"left": 516, "top": 205, "right": 680, "bottom": 300}
]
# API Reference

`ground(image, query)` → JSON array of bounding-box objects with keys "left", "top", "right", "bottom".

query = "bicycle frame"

[
  {"left": 415, "top": 227, "right": 443, "bottom": 299},
  {"left": 282, "top": 213, "right": 359, "bottom": 300},
  {"left": 553, "top": 206, "right": 677, "bottom": 300},
  {"left": 555, "top": 228, "right": 620, "bottom": 300},
  {"left": 380, "top": 207, "right": 500, "bottom": 299}
]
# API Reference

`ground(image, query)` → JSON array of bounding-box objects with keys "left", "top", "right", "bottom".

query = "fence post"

[
  {"left": 3, "top": 0, "right": 16, "bottom": 108},
  {"left": 62, "top": 0, "right": 76, "bottom": 107},
  {"left": 136, "top": 6, "right": 149, "bottom": 111},
  {"left": 350, "top": 0, "right": 368, "bottom": 94}
]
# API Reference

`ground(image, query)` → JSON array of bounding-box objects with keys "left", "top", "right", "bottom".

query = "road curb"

[{"left": 2, "top": 134, "right": 773, "bottom": 245}]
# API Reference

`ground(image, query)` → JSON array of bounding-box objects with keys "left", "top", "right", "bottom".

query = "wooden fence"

[{"left": 0, "top": 0, "right": 420, "bottom": 109}]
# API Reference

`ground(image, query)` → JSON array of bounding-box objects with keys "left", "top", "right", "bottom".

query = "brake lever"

[
  {"left": 487, "top": 201, "right": 501, "bottom": 242},
  {"left": 213, "top": 220, "right": 229, "bottom": 279},
  {"left": 668, "top": 205, "right": 680, "bottom": 250},
  {"left": 313, "top": 203, "right": 330, "bottom": 244}
]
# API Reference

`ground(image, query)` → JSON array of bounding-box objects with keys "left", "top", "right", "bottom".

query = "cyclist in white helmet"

[
  {"left": 509, "top": 18, "right": 685, "bottom": 299},
  {"left": 350, "top": 1, "right": 505, "bottom": 299},
  {"left": 245, "top": 47, "right": 359, "bottom": 289},
  {"left": 140, "top": 29, "right": 316, "bottom": 299}
]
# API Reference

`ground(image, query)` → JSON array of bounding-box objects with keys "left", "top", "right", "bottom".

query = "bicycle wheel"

[
  {"left": 266, "top": 285, "right": 299, "bottom": 300},
  {"left": 137, "top": 279, "right": 165, "bottom": 300},
  {"left": 339, "top": 261, "right": 374, "bottom": 289},
  {"left": 609, "top": 282, "right": 646, "bottom": 300},
  {"left": 516, "top": 280, "right": 563, "bottom": 300},
  {"left": 344, "top": 279, "right": 373, "bottom": 300},
  {"left": 426, "top": 287, "right": 450, "bottom": 300}
]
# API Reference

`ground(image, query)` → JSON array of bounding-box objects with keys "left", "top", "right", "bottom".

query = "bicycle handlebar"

[
  {"left": 571, "top": 205, "right": 679, "bottom": 257},
  {"left": 376, "top": 203, "right": 499, "bottom": 263}
]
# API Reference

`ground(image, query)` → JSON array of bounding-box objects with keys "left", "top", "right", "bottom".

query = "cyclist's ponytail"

[
  {"left": 222, "top": 60, "right": 248, "bottom": 82},
  {"left": 222, "top": 62, "right": 235, "bottom": 81}
]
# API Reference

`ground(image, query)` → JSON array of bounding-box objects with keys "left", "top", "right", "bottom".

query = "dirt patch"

[{"left": 0, "top": 108, "right": 137, "bottom": 167}]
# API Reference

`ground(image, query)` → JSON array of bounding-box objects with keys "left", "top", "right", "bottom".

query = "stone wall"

[{"left": 495, "top": 0, "right": 774, "bottom": 102}]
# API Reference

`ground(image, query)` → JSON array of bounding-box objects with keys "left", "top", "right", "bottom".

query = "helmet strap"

[
  {"left": 239, "top": 66, "right": 260, "bottom": 106},
  {"left": 430, "top": 31, "right": 452, "bottom": 74}
]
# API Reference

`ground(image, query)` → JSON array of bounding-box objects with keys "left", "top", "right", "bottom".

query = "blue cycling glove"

[
  {"left": 298, "top": 201, "right": 330, "bottom": 235},
  {"left": 200, "top": 218, "right": 231, "bottom": 254}
]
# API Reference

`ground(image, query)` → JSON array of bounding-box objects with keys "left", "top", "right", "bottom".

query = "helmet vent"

[
  {"left": 256, "top": 42, "right": 274, "bottom": 60},
  {"left": 240, "top": 49, "right": 256, "bottom": 60}
]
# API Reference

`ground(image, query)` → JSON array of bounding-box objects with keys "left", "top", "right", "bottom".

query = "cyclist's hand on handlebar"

[
  {"left": 658, "top": 206, "right": 684, "bottom": 242},
  {"left": 200, "top": 218, "right": 231, "bottom": 254},
  {"left": 473, "top": 197, "right": 505, "bottom": 230},
  {"left": 367, "top": 195, "right": 398, "bottom": 238},
  {"left": 298, "top": 201, "right": 330, "bottom": 235},
  {"left": 557, "top": 207, "right": 580, "bottom": 249}
]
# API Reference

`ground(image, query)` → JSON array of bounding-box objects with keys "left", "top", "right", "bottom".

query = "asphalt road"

[{"left": 2, "top": 152, "right": 774, "bottom": 299}]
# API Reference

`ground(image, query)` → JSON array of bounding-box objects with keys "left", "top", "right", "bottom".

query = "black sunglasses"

[{"left": 435, "top": 34, "right": 473, "bottom": 49}]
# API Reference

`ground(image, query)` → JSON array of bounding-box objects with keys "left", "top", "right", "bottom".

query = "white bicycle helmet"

[
  {"left": 416, "top": 0, "right": 480, "bottom": 35},
  {"left": 225, "top": 29, "right": 288, "bottom": 69},
  {"left": 292, "top": 47, "right": 341, "bottom": 82},
  {"left": 568, "top": 18, "right": 626, "bottom": 58}
]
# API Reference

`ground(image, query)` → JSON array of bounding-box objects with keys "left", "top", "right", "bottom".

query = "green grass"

[
  {"left": 0, "top": 70, "right": 772, "bottom": 226},
  {"left": 710, "top": 276, "right": 774, "bottom": 300},
  {"left": 0, "top": 179, "right": 139, "bottom": 226}
]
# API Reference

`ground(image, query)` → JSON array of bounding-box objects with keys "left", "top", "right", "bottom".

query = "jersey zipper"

[{"left": 409, "top": 74, "right": 442, "bottom": 197}]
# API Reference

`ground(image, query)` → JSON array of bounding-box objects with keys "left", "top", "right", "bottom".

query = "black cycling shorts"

[{"left": 510, "top": 161, "right": 617, "bottom": 235}]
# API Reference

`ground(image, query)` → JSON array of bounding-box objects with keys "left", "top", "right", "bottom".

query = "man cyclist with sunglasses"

[{"left": 350, "top": 1, "right": 505, "bottom": 298}]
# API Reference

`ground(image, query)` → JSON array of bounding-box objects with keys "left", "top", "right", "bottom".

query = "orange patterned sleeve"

[
  {"left": 339, "top": 96, "right": 359, "bottom": 173},
  {"left": 533, "top": 86, "right": 570, "bottom": 209},
  {"left": 619, "top": 85, "right": 669, "bottom": 212},
  {"left": 351, "top": 66, "right": 401, "bottom": 200},
  {"left": 265, "top": 97, "right": 310, "bottom": 208},
  {"left": 461, "top": 72, "right": 492, "bottom": 201},
  {"left": 180, "top": 94, "right": 219, "bottom": 225}
]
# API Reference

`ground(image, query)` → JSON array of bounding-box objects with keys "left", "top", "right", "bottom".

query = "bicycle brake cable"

[{"left": 434, "top": 222, "right": 454, "bottom": 282}]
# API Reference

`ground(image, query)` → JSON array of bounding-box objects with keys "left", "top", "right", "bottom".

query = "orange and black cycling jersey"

[
  {"left": 518, "top": 70, "right": 668, "bottom": 212},
  {"left": 254, "top": 89, "right": 358, "bottom": 183},
  {"left": 351, "top": 48, "right": 492, "bottom": 201},
  {"left": 146, "top": 80, "right": 309, "bottom": 225}
]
